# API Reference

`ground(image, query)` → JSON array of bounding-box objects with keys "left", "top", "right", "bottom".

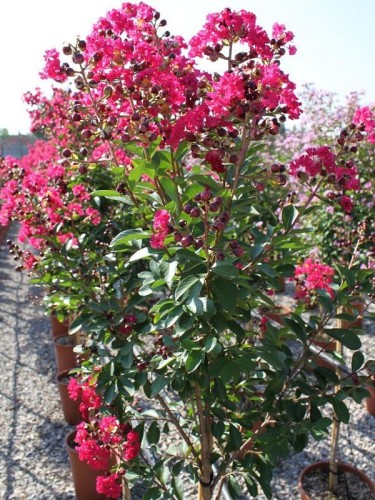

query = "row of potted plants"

[{"left": 1, "top": 2, "right": 374, "bottom": 499}]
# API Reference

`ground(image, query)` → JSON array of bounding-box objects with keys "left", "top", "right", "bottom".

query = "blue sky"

[{"left": 1, "top": 0, "right": 374, "bottom": 134}]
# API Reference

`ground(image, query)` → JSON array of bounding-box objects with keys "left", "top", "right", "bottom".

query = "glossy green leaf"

[
  {"left": 175, "top": 275, "right": 203, "bottom": 301},
  {"left": 110, "top": 229, "right": 151, "bottom": 247},
  {"left": 282, "top": 204, "right": 299, "bottom": 231},
  {"left": 186, "top": 350, "right": 205, "bottom": 373},
  {"left": 151, "top": 375, "right": 169, "bottom": 397}
]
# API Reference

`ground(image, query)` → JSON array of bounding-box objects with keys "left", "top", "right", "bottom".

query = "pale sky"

[{"left": 1, "top": 0, "right": 374, "bottom": 134}]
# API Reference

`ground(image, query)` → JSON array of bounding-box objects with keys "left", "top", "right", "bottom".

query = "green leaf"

[
  {"left": 282, "top": 205, "right": 299, "bottom": 231},
  {"left": 259, "top": 349, "right": 287, "bottom": 370},
  {"left": 325, "top": 328, "right": 362, "bottom": 350},
  {"left": 129, "top": 247, "right": 159, "bottom": 262},
  {"left": 186, "top": 350, "right": 205, "bottom": 373},
  {"left": 244, "top": 474, "right": 258, "bottom": 497},
  {"left": 211, "top": 280, "right": 237, "bottom": 312},
  {"left": 142, "top": 487, "right": 164, "bottom": 500},
  {"left": 159, "top": 177, "right": 179, "bottom": 203},
  {"left": 284, "top": 318, "right": 306, "bottom": 341},
  {"left": 352, "top": 351, "right": 365, "bottom": 371},
  {"left": 91, "top": 189, "right": 121, "bottom": 197},
  {"left": 311, "top": 417, "right": 332, "bottom": 431},
  {"left": 335, "top": 264, "right": 356, "bottom": 289},
  {"left": 332, "top": 399, "right": 350, "bottom": 424},
  {"left": 104, "top": 380, "right": 118, "bottom": 404},
  {"left": 257, "top": 263, "right": 277, "bottom": 278},
  {"left": 228, "top": 424, "right": 242, "bottom": 452},
  {"left": 211, "top": 261, "right": 239, "bottom": 279},
  {"left": 175, "top": 275, "right": 203, "bottom": 301},
  {"left": 110, "top": 229, "right": 150, "bottom": 247},
  {"left": 186, "top": 297, "right": 216, "bottom": 317},
  {"left": 293, "top": 433, "right": 308, "bottom": 453},
  {"left": 151, "top": 375, "right": 169, "bottom": 397},
  {"left": 119, "top": 377, "right": 135, "bottom": 396},
  {"left": 228, "top": 475, "right": 243, "bottom": 498},
  {"left": 204, "top": 337, "right": 218, "bottom": 353},
  {"left": 147, "top": 421, "right": 160, "bottom": 445},
  {"left": 171, "top": 476, "right": 184, "bottom": 500},
  {"left": 120, "top": 349, "right": 134, "bottom": 369}
]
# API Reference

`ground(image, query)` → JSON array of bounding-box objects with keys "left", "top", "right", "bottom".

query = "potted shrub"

[{"left": 1, "top": 3, "right": 374, "bottom": 499}]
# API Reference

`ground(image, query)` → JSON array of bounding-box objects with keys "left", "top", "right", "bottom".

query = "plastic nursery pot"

[
  {"left": 56, "top": 370, "right": 81, "bottom": 425},
  {"left": 54, "top": 334, "right": 77, "bottom": 372},
  {"left": 298, "top": 461, "right": 375, "bottom": 500},
  {"left": 65, "top": 430, "right": 108, "bottom": 500},
  {"left": 364, "top": 384, "right": 375, "bottom": 416},
  {"left": 50, "top": 314, "right": 70, "bottom": 338}
]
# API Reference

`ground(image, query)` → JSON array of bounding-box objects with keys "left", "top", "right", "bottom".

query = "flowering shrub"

[
  {"left": 261, "top": 84, "right": 375, "bottom": 264},
  {"left": 1, "top": 3, "right": 375, "bottom": 499}
]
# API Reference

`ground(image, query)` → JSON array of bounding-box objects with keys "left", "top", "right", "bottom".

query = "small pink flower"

[
  {"left": 339, "top": 195, "right": 353, "bottom": 213},
  {"left": 151, "top": 210, "right": 171, "bottom": 249},
  {"left": 96, "top": 473, "right": 122, "bottom": 499},
  {"left": 39, "top": 48, "right": 68, "bottom": 83},
  {"left": 123, "top": 430, "right": 140, "bottom": 461}
]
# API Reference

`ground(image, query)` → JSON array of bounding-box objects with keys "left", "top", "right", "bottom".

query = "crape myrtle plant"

[
  {"left": 2, "top": 2, "right": 375, "bottom": 499},
  {"left": 0, "top": 87, "right": 142, "bottom": 323},
  {"left": 261, "top": 84, "right": 375, "bottom": 266}
]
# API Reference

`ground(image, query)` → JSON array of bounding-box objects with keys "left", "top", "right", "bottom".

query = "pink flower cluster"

[
  {"left": 289, "top": 146, "right": 359, "bottom": 190},
  {"left": 294, "top": 258, "right": 335, "bottom": 301},
  {"left": 74, "top": 415, "right": 140, "bottom": 496},
  {"left": 37, "top": 3, "right": 302, "bottom": 179},
  {"left": 68, "top": 373, "right": 141, "bottom": 498},
  {"left": 96, "top": 473, "right": 122, "bottom": 498},
  {"left": 353, "top": 106, "right": 375, "bottom": 143},
  {"left": 0, "top": 142, "right": 102, "bottom": 249},
  {"left": 67, "top": 376, "right": 102, "bottom": 421},
  {"left": 39, "top": 48, "right": 68, "bottom": 83},
  {"left": 150, "top": 209, "right": 171, "bottom": 249},
  {"left": 289, "top": 146, "right": 360, "bottom": 212}
]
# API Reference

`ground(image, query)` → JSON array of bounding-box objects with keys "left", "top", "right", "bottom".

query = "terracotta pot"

[
  {"left": 364, "top": 384, "right": 375, "bottom": 416},
  {"left": 298, "top": 461, "right": 375, "bottom": 500},
  {"left": 0, "top": 222, "right": 10, "bottom": 247},
  {"left": 51, "top": 314, "right": 70, "bottom": 338},
  {"left": 342, "top": 301, "right": 365, "bottom": 328},
  {"left": 56, "top": 370, "right": 81, "bottom": 425},
  {"left": 65, "top": 430, "right": 108, "bottom": 500},
  {"left": 263, "top": 305, "right": 292, "bottom": 326},
  {"left": 54, "top": 334, "right": 77, "bottom": 372},
  {"left": 311, "top": 338, "right": 337, "bottom": 370}
]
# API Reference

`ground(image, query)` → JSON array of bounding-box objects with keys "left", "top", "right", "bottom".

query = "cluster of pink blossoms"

[
  {"left": 0, "top": 141, "right": 102, "bottom": 250},
  {"left": 68, "top": 376, "right": 102, "bottom": 421},
  {"left": 38, "top": 2, "right": 302, "bottom": 180},
  {"left": 353, "top": 106, "right": 375, "bottom": 143},
  {"left": 96, "top": 472, "right": 122, "bottom": 498},
  {"left": 68, "top": 376, "right": 140, "bottom": 498},
  {"left": 289, "top": 146, "right": 359, "bottom": 212},
  {"left": 39, "top": 48, "right": 68, "bottom": 83},
  {"left": 294, "top": 258, "right": 335, "bottom": 301},
  {"left": 150, "top": 209, "right": 171, "bottom": 249}
]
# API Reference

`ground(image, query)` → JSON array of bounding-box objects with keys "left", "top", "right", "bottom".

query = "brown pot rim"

[
  {"left": 56, "top": 369, "right": 76, "bottom": 384},
  {"left": 54, "top": 334, "right": 75, "bottom": 346},
  {"left": 66, "top": 429, "right": 78, "bottom": 452},
  {"left": 298, "top": 460, "right": 375, "bottom": 499}
]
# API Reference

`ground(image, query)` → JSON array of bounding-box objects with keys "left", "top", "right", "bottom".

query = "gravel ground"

[{"left": 0, "top": 224, "right": 374, "bottom": 499}]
